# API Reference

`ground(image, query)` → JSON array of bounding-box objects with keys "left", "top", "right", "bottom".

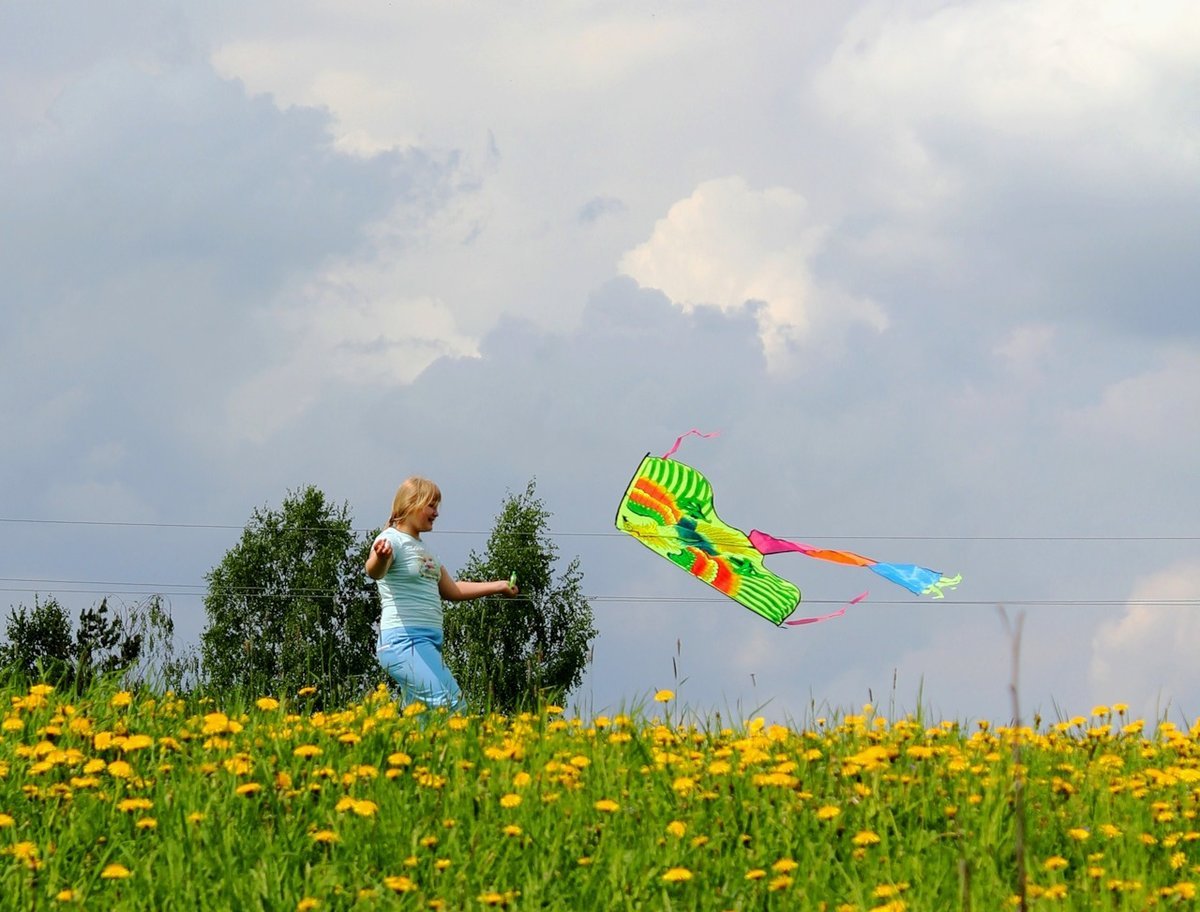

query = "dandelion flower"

[
  {"left": 109, "top": 692, "right": 132, "bottom": 708},
  {"left": 816, "top": 805, "right": 841, "bottom": 821},
  {"left": 106, "top": 760, "right": 134, "bottom": 779},
  {"left": 384, "top": 876, "right": 416, "bottom": 893},
  {"left": 256, "top": 697, "right": 280, "bottom": 711},
  {"left": 293, "top": 745, "right": 322, "bottom": 759},
  {"left": 654, "top": 689, "right": 675, "bottom": 703},
  {"left": 1043, "top": 856, "right": 1069, "bottom": 872},
  {"left": 661, "top": 867, "right": 693, "bottom": 883},
  {"left": 746, "top": 869, "right": 767, "bottom": 881},
  {"left": 853, "top": 831, "right": 882, "bottom": 847},
  {"left": 666, "top": 820, "right": 687, "bottom": 838},
  {"left": 500, "top": 793, "right": 522, "bottom": 809},
  {"left": 594, "top": 799, "right": 620, "bottom": 813},
  {"left": 310, "top": 830, "right": 338, "bottom": 844},
  {"left": 101, "top": 864, "right": 131, "bottom": 880},
  {"left": 297, "top": 899, "right": 319, "bottom": 911}
]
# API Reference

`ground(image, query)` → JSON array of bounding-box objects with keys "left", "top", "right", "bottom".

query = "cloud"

[
  {"left": 809, "top": 0, "right": 1200, "bottom": 336},
  {"left": 619, "top": 176, "right": 887, "bottom": 366},
  {"left": 1066, "top": 347, "right": 1200, "bottom": 445},
  {"left": 0, "top": 12, "right": 462, "bottom": 521},
  {"left": 1091, "top": 560, "right": 1200, "bottom": 722}
]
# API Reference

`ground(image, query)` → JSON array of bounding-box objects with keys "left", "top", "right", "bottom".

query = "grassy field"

[{"left": 2, "top": 681, "right": 1198, "bottom": 910}]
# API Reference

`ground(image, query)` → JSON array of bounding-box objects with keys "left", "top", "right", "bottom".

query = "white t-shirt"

[{"left": 375, "top": 528, "right": 444, "bottom": 634}]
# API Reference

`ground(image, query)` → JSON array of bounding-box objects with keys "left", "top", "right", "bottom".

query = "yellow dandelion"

[
  {"left": 0, "top": 814, "right": 16, "bottom": 828},
  {"left": 293, "top": 745, "right": 322, "bottom": 759},
  {"left": 310, "top": 830, "right": 338, "bottom": 844},
  {"left": 101, "top": 863, "right": 131, "bottom": 880},
  {"left": 661, "top": 867, "right": 693, "bottom": 883},
  {"left": 1068, "top": 828, "right": 1090, "bottom": 841},
  {"left": 55, "top": 888, "right": 77, "bottom": 901},
  {"left": 500, "top": 793, "right": 522, "bottom": 809},
  {"left": 106, "top": 760, "right": 134, "bottom": 779},
  {"left": 654, "top": 689, "right": 675, "bottom": 703},
  {"left": 120, "top": 734, "right": 153, "bottom": 752},
  {"left": 1043, "top": 856, "right": 1069, "bottom": 872},
  {"left": 256, "top": 697, "right": 280, "bottom": 711},
  {"left": 297, "top": 899, "right": 319, "bottom": 911},
  {"left": 135, "top": 817, "right": 157, "bottom": 830},
  {"left": 594, "top": 799, "right": 620, "bottom": 813},
  {"left": 352, "top": 800, "right": 379, "bottom": 817},
  {"left": 109, "top": 691, "right": 132, "bottom": 708},
  {"left": 853, "top": 830, "right": 882, "bottom": 847},
  {"left": 746, "top": 869, "right": 767, "bottom": 880},
  {"left": 297, "top": 686, "right": 317, "bottom": 697},
  {"left": 384, "top": 875, "right": 416, "bottom": 893},
  {"left": 773, "top": 858, "right": 799, "bottom": 873},
  {"left": 502, "top": 825, "right": 522, "bottom": 837},
  {"left": 187, "top": 812, "right": 204, "bottom": 825},
  {"left": 769, "top": 876, "right": 794, "bottom": 891},
  {"left": 666, "top": 820, "right": 687, "bottom": 838},
  {"left": 816, "top": 805, "right": 841, "bottom": 821},
  {"left": 235, "top": 782, "right": 263, "bottom": 796}
]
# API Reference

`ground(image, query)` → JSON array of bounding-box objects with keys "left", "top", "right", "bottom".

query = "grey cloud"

[{"left": 578, "top": 195, "right": 627, "bottom": 224}]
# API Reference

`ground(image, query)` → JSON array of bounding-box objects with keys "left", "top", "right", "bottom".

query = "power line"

[
  {"left": 0, "top": 517, "right": 1194, "bottom": 543},
  {"left": 0, "top": 578, "right": 1196, "bottom": 608}
]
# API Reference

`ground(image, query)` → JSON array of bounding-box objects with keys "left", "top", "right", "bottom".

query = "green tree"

[
  {"left": 443, "top": 480, "right": 597, "bottom": 712},
  {"left": 0, "top": 595, "right": 185, "bottom": 692},
  {"left": 200, "top": 485, "right": 381, "bottom": 706}
]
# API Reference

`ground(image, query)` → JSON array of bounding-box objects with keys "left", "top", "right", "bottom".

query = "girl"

[{"left": 366, "top": 476, "right": 517, "bottom": 710}]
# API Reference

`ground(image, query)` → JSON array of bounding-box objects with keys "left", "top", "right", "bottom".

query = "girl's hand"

[{"left": 372, "top": 538, "right": 393, "bottom": 560}]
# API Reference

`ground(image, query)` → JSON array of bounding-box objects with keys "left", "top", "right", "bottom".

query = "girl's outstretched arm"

[{"left": 439, "top": 566, "right": 518, "bottom": 601}]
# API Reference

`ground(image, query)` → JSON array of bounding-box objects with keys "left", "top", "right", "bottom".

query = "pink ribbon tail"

[
  {"left": 784, "top": 591, "right": 867, "bottom": 626},
  {"left": 662, "top": 429, "right": 720, "bottom": 459}
]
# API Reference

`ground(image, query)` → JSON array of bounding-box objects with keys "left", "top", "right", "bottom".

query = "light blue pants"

[{"left": 377, "top": 627, "right": 464, "bottom": 711}]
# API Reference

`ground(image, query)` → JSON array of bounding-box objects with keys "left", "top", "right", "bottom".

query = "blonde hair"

[{"left": 389, "top": 476, "right": 441, "bottom": 527}]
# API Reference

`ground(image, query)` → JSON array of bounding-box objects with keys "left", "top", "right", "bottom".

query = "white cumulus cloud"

[
  {"left": 618, "top": 176, "right": 886, "bottom": 366},
  {"left": 1091, "top": 560, "right": 1200, "bottom": 722}
]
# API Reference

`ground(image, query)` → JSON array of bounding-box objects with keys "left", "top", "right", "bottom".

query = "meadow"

[{"left": 2, "top": 681, "right": 1198, "bottom": 910}]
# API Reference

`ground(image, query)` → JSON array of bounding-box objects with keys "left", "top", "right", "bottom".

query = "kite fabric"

[{"left": 614, "top": 452, "right": 961, "bottom": 627}]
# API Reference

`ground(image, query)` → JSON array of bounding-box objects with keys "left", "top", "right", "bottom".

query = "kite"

[{"left": 614, "top": 432, "right": 960, "bottom": 627}]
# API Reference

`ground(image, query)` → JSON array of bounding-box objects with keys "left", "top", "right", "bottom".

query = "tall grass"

[{"left": 1, "top": 679, "right": 1197, "bottom": 909}]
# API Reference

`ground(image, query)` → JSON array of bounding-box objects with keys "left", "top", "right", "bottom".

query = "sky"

[{"left": 3, "top": 0, "right": 1199, "bottom": 727}]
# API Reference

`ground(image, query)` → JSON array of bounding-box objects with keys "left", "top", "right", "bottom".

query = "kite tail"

[
  {"left": 662, "top": 429, "right": 720, "bottom": 459},
  {"left": 749, "top": 530, "right": 959, "bottom": 600},
  {"left": 784, "top": 591, "right": 868, "bottom": 627},
  {"left": 922, "top": 573, "right": 962, "bottom": 599}
]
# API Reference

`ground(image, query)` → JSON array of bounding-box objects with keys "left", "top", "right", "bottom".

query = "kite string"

[{"left": 662, "top": 429, "right": 720, "bottom": 459}]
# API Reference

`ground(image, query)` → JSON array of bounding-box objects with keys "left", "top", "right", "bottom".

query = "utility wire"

[
  {"left": 0, "top": 517, "right": 1194, "bottom": 543},
  {"left": 0, "top": 578, "right": 1196, "bottom": 608}
]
